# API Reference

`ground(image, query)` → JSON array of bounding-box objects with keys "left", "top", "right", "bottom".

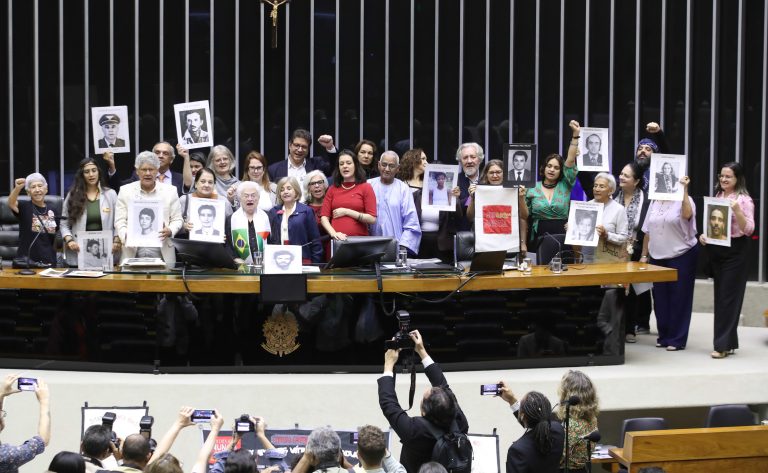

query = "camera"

[
  {"left": 235, "top": 414, "right": 255, "bottom": 433},
  {"left": 101, "top": 412, "right": 121, "bottom": 450},
  {"left": 17, "top": 377, "right": 37, "bottom": 391},
  {"left": 480, "top": 383, "right": 502, "bottom": 396},
  {"left": 139, "top": 415, "right": 154, "bottom": 440},
  {"left": 384, "top": 310, "right": 415, "bottom": 350}
]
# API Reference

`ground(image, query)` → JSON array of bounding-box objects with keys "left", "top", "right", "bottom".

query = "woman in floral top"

[
  {"left": 556, "top": 370, "right": 599, "bottom": 472},
  {"left": 526, "top": 120, "right": 580, "bottom": 250}
]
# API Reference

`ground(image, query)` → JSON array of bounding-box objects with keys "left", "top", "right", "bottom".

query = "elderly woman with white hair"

[
  {"left": 114, "top": 151, "right": 183, "bottom": 268},
  {"left": 7, "top": 172, "right": 59, "bottom": 267},
  {"left": 292, "top": 426, "right": 354, "bottom": 473},
  {"left": 226, "top": 180, "right": 271, "bottom": 265},
  {"left": 207, "top": 145, "right": 241, "bottom": 203}
]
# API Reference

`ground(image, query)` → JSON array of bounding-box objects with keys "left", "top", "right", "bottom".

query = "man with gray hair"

[
  {"left": 107, "top": 141, "right": 187, "bottom": 196},
  {"left": 114, "top": 151, "right": 183, "bottom": 268},
  {"left": 367, "top": 150, "right": 421, "bottom": 255},
  {"left": 455, "top": 142, "right": 484, "bottom": 231},
  {"left": 292, "top": 426, "right": 353, "bottom": 473}
]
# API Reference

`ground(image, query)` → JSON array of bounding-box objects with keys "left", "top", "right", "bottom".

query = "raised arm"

[
  {"left": 7, "top": 178, "right": 26, "bottom": 214},
  {"left": 190, "top": 410, "right": 224, "bottom": 473},
  {"left": 35, "top": 378, "right": 51, "bottom": 445},
  {"left": 177, "top": 144, "right": 194, "bottom": 190},
  {"left": 565, "top": 120, "right": 580, "bottom": 168},
  {"left": 148, "top": 406, "right": 195, "bottom": 464}
]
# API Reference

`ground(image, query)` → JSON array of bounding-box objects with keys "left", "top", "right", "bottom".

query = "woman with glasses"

[
  {"left": 303, "top": 170, "right": 331, "bottom": 260},
  {"left": 240, "top": 151, "right": 276, "bottom": 212}
]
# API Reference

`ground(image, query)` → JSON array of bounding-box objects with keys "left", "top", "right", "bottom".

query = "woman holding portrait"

[
  {"left": 320, "top": 149, "right": 377, "bottom": 241},
  {"left": 61, "top": 157, "right": 120, "bottom": 266},
  {"left": 526, "top": 120, "right": 580, "bottom": 249},
  {"left": 641, "top": 174, "right": 697, "bottom": 351},
  {"left": 178, "top": 167, "right": 233, "bottom": 240},
  {"left": 699, "top": 162, "right": 754, "bottom": 359},
  {"left": 267, "top": 176, "right": 323, "bottom": 264}
]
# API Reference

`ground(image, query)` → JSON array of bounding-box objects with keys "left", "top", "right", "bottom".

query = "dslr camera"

[
  {"left": 384, "top": 310, "right": 415, "bottom": 350},
  {"left": 101, "top": 412, "right": 121, "bottom": 450},
  {"left": 235, "top": 414, "right": 255, "bottom": 433}
]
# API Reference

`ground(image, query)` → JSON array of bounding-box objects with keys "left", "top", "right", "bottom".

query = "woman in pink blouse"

[
  {"left": 698, "top": 162, "right": 755, "bottom": 359},
  {"left": 640, "top": 175, "right": 698, "bottom": 351}
]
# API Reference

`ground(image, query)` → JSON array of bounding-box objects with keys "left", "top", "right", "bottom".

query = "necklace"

[
  {"left": 341, "top": 182, "right": 356, "bottom": 190},
  {"left": 542, "top": 181, "right": 557, "bottom": 189}
]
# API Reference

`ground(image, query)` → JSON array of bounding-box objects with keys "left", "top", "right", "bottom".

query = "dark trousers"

[
  {"left": 651, "top": 244, "right": 699, "bottom": 348},
  {"left": 707, "top": 236, "right": 749, "bottom": 352},
  {"left": 625, "top": 286, "right": 652, "bottom": 333}
]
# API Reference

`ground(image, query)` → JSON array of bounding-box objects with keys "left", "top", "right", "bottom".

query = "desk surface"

[{"left": 0, "top": 262, "right": 675, "bottom": 293}]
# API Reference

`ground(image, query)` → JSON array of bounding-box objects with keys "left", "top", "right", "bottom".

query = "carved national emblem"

[{"left": 261, "top": 308, "right": 300, "bottom": 356}]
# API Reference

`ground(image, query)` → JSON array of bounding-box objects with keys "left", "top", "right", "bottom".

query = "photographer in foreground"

[
  {"left": 80, "top": 425, "right": 121, "bottom": 473},
  {"left": 0, "top": 374, "right": 51, "bottom": 473},
  {"left": 209, "top": 415, "right": 281, "bottom": 473},
  {"left": 377, "top": 330, "right": 469, "bottom": 473}
]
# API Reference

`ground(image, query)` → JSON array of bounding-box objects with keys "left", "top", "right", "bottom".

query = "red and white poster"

[{"left": 474, "top": 185, "right": 520, "bottom": 253}]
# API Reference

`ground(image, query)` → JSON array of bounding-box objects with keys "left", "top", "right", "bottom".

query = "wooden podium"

[{"left": 609, "top": 425, "right": 768, "bottom": 472}]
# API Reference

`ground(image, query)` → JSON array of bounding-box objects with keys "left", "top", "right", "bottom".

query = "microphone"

[
  {"left": 301, "top": 234, "right": 332, "bottom": 247},
  {"left": 565, "top": 395, "right": 581, "bottom": 405},
  {"left": 543, "top": 232, "right": 567, "bottom": 270},
  {"left": 18, "top": 222, "right": 50, "bottom": 275},
  {"left": 582, "top": 430, "right": 601, "bottom": 443}
]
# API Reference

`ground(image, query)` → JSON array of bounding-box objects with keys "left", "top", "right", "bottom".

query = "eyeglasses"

[
  {"left": 248, "top": 166, "right": 264, "bottom": 172},
  {"left": 309, "top": 181, "right": 325, "bottom": 187},
  {"left": 487, "top": 170, "right": 503, "bottom": 176},
  {"left": 291, "top": 143, "right": 308, "bottom": 150},
  {"left": 380, "top": 162, "right": 398, "bottom": 170}
]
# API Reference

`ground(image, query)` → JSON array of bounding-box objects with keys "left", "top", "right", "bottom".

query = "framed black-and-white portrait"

[
  {"left": 703, "top": 197, "right": 731, "bottom": 247},
  {"left": 127, "top": 199, "right": 164, "bottom": 248},
  {"left": 565, "top": 201, "right": 604, "bottom": 247},
  {"left": 503, "top": 143, "right": 537, "bottom": 189},
  {"left": 76, "top": 231, "right": 113, "bottom": 270},
  {"left": 173, "top": 100, "right": 213, "bottom": 150},
  {"left": 648, "top": 154, "right": 687, "bottom": 201},
  {"left": 91, "top": 106, "right": 130, "bottom": 155},
  {"left": 577, "top": 127, "right": 610, "bottom": 172},
  {"left": 264, "top": 245, "right": 302, "bottom": 274},
  {"left": 188, "top": 197, "right": 226, "bottom": 243},
  {"left": 422, "top": 163, "right": 459, "bottom": 212}
]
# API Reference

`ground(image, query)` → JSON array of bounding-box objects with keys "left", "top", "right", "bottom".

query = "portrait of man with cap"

[{"left": 97, "top": 113, "right": 126, "bottom": 148}]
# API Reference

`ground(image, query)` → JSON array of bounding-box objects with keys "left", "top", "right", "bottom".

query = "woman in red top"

[{"left": 320, "top": 149, "right": 377, "bottom": 240}]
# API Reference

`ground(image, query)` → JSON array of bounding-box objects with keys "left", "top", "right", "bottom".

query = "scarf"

[
  {"left": 230, "top": 207, "right": 269, "bottom": 263},
  {"left": 614, "top": 186, "right": 643, "bottom": 234}
]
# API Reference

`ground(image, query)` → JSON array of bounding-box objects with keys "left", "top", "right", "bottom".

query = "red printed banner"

[
  {"left": 482, "top": 205, "right": 512, "bottom": 234},
  {"left": 210, "top": 435, "right": 239, "bottom": 464}
]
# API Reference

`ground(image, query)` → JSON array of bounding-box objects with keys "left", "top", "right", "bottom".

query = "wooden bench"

[{"left": 608, "top": 425, "right": 768, "bottom": 472}]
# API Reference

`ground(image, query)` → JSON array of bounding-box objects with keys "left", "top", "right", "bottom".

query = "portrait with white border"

[
  {"left": 565, "top": 201, "right": 604, "bottom": 247},
  {"left": 503, "top": 143, "right": 537, "bottom": 189},
  {"left": 264, "top": 245, "right": 303, "bottom": 274},
  {"left": 174, "top": 100, "right": 213, "bottom": 149},
  {"left": 577, "top": 127, "right": 610, "bottom": 172},
  {"left": 127, "top": 199, "right": 164, "bottom": 248},
  {"left": 649, "top": 154, "right": 687, "bottom": 201},
  {"left": 188, "top": 197, "right": 226, "bottom": 243},
  {"left": 703, "top": 197, "right": 731, "bottom": 247},
  {"left": 422, "top": 163, "right": 459, "bottom": 212},
  {"left": 91, "top": 105, "right": 130, "bottom": 155},
  {"left": 76, "top": 230, "right": 113, "bottom": 270}
]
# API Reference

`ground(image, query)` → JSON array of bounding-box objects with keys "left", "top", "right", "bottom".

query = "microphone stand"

[
  {"left": 18, "top": 225, "right": 45, "bottom": 275},
  {"left": 564, "top": 401, "right": 571, "bottom": 473},
  {"left": 582, "top": 430, "right": 601, "bottom": 473},
  {"left": 543, "top": 232, "right": 567, "bottom": 271}
]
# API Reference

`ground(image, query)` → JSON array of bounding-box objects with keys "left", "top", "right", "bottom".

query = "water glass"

[
  {"left": 396, "top": 248, "right": 409, "bottom": 268},
  {"left": 550, "top": 256, "right": 562, "bottom": 274},
  {"left": 252, "top": 251, "right": 263, "bottom": 269},
  {"left": 522, "top": 257, "right": 532, "bottom": 275}
]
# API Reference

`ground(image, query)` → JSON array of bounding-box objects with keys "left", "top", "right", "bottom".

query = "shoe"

[
  {"left": 655, "top": 343, "right": 664, "bottom": 348},
  {"left": 636, "top": 327, "right": 651, "bottom": 335},
  {"left": 625, "top": 334, "right": 637, "bottom": 343},
  {"left": 666, "top": 346, "right": 679, "bottom": 351},
  {"left": 711, "top": 351, "right": 728, "bottom": 359},
  {"left": 727, "top": 349, "right": 736, "bottom": 355}
]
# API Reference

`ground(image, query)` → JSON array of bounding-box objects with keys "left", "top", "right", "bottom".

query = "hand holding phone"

[
  {"left": 480, "top": 383, "right": 502, "bottom": 396},
  {"left": 191, "top": 409, "right": 215, "bottom": 423},
  {"left": 17, "top": 377, "right": 38, "bottom": 392}
]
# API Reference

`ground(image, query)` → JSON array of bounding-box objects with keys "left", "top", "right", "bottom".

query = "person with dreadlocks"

[{"left": 497, "top": 381, "right": 564, "bottom": 473}]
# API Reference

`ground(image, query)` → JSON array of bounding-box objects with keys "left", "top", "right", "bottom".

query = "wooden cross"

[{"left": 262, "top": 0, "right": 289, "bottom": 49}]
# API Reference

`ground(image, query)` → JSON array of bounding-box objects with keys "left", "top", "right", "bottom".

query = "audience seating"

[
  {"left": 618, "top": 417, "right": 668, "bottom": 447},
  {"left": 705, "top": 404, "right": 757, "bottom": 428}
]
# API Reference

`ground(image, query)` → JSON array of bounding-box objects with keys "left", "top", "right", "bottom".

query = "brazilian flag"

[{"left": 231, "top": 229, "right": 264, "bottom": 260}]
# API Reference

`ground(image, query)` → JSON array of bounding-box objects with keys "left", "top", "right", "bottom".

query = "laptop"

[{"left": 467, "top": 250, "right": 508, "bottom": 273}]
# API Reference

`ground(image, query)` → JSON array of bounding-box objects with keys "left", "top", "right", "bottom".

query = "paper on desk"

[
  {"left": 301, "top": 266, "right": 321, "bottom": 273},
  {"left": 591, "top": 444, "right": 614, "bottom": 459},
  {"left": 39, "top": 268, "right": 68, "bottom": 277}
]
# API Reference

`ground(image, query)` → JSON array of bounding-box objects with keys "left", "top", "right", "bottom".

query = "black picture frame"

[{"left": 503, "top": 143, "right": 537, "bottom": 189}]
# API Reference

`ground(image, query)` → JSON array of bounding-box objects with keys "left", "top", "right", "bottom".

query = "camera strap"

[{"left": 393, "top": 350, "right": 418, "bottom": 410}]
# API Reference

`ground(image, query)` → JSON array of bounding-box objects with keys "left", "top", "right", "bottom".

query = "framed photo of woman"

[{"left": 648, "top": 154, "right": 687, "bottom": 201}]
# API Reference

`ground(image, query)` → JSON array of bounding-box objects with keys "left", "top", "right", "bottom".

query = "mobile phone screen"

[
  {"left": 480, "top": 383, "right": 500, "bottom": 396},
  {"left": 191, "top": 410, "right": 214, "bottom": 423},
  {"left": 18, "top": 377, "right": 37, "bottom": 391}
]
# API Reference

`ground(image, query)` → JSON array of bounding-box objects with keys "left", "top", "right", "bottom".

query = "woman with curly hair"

[
  {"left": 556, "top": 370, "right": 599, "bottom": 473},
  {"left": 61, "top": 157, "right": 120, "bottom": 266}
]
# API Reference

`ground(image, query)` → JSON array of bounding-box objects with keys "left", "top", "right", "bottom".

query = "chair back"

[
  {"left": 619, "top": 417, "right": 668, "bottom": 447},
  {"left": 536, "top": 233, "right": 566, "bottom": 266},
  {"left": 0, "top": 195, "right": 64, "bottom": 261},
  {"left": 705, "top": 404, "right": 757, "bottom": 428},
  {"left": 453, "top": 231, "right": 475, "bottom": 265}
]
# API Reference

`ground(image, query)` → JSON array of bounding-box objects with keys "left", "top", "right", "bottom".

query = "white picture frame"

[
  {"left": 565, "top": 201, "right": 604, "bottom": 247},
  {"left": 127, "top": 199, "right": 164, "bottom": 248},
  {"left": 188, "top": 197, "right": 226, "bottom": 243},
  {"left": 264, "top": 245, "right": 303, "bottom": 274},
  {"left": 648, "top": 154, "right": 687, "bottom": 202},
  {"left": 576, "top": 127, "right": 610, "bottom": 172},
  {"left": 173, "top": 100, "right": 213, "bottom": 150},
  {"left": 703, "top": 197, "right": 732, "bottom": 247},
  {"left": 76, "top": 230, "right": 113, "bottom": 270},
  {"left": 422, "top": 163, "right": 459, "bottom": 212},
  {"left": 473, "top": 185, "right": 520, "bottom": 253},
  {"left": 91, "top": 105, "right": 131, "bottom": 155}
]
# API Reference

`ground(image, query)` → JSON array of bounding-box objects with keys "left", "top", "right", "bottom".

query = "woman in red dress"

[{"left": 320, "top": 149, "right": 377, "bottom": 240}]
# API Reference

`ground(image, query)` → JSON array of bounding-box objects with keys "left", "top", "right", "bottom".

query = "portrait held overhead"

[
  {"left": 648, "top": 154, "right": 687, "bottom": 201},
  {"left": 577, "top": 127, "right": 610, "bottom": 172},
  {"left": 91, "top": 105, "right": 130, "bottom": 154},
  {"left": 503, "top": 143, "right": 537, "bottom": 189},
  {"left": 173, "top": 100, "right": 213, "bottom": 149}
]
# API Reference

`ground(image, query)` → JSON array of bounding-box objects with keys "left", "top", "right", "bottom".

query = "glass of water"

[
  {"left": 397, "top": 248, "right": 409, "bottom": 268},
  {"left": 522, "top": 257, "right": 532, "bottom": 275},
  {"left": 252, "top": 251, "right": 263, "bottom": 269},
  {"left": 550, "top": 256, "right": 562, "bottom": 274}
]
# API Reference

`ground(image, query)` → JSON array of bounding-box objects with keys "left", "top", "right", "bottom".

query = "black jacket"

[
  {"left": 378, "top": 362, "right": 469, "bottom": 473},
  {"left": 506, "top": 419, "right": 564, "bottom": 473}
]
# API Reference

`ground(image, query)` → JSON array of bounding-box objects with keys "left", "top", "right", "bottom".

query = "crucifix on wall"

[{"left": 262, "top": 0, "right": 290, "bottom": 48}]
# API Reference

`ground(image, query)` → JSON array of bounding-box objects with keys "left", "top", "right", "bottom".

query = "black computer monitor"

[
  {"left": 171, "top": 238, "right": 238, "bottom": 270},
  {"left": 325, "top": 236, "right": 395, "bottom": 269}
]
